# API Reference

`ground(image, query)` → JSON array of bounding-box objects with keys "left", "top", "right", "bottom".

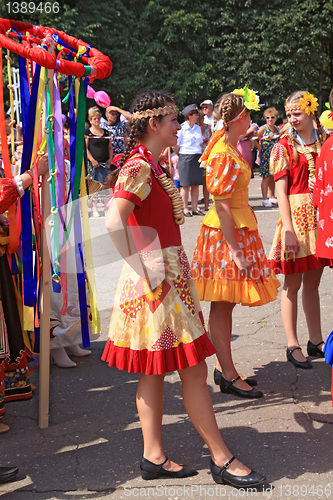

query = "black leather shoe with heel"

[
  {"left": 219, "top": 374, "right": 263, "bottom": 399},
  {"left": 307, "top": 340, "right": 325, "bottom": 358},
  {"left": 214, "top": 368, "right": 257, "bottom": 387},
  {"left": 140, "top": 457, "right": 198, "bottom": 480},
  {"left": 210, "top": 457, "right": 266, "bottom": 488},
  {"left": 286, "top": 347, "right": 312, "bottom": 369}
]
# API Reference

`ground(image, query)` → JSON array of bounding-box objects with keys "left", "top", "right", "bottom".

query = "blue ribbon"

[{"left": 19, "top": 58, "right": 41, "bottom": 307}]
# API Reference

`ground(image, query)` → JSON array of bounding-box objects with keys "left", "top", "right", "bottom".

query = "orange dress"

[{"left": 191, "top": 139, "right": 280, "bottom": 305}]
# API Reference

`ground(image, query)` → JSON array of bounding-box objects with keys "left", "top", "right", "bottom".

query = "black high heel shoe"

[
  {"left": 286, "top": 347, "right": 312, "bottom": 369},
  {"left": 210, "top": 457, "right": 266, "bottom": 488},
  {"left": 219, "top": 375, "right": 263, "bottom": 399},
  {"left": 307, "top": 340, "right": 325, "bottom": 358},
  {"left": 214, "top": 368, "right": 257, "bottom": 387},
  {"left": 140, "top": 457, "right": 198, "bottom": 480}
]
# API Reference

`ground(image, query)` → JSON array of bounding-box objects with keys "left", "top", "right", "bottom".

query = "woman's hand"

[
  {"left": 144, "top": 256, "right": 166, "bottom": 279},
  {"left": 284, "top": 229, "right": 300, "bottom": 256},
  {"left": 233, "top": 251, "right": 253, "bottom": 279},
  {"left": 37, "top": 154, "right": 49, "bottom": 176},
  {"left": 92, "top": 159, "right": 99, "bottom": 168}
]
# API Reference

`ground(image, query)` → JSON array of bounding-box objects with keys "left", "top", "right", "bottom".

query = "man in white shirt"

[{"left": 200, "top": 99, "right": 214, "bottom": 134}]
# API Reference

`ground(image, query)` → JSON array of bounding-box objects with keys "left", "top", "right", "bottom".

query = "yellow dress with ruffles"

[{"left": 191, "top": 139, "right": 280, "bottom": 305}]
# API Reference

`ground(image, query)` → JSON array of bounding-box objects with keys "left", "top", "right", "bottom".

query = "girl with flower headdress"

[
  {"left": 268, "top": 90, "right": 330, "bottom": 369},
  {"left": 191, "top": 88, "right": 280, "bottom": 400}
]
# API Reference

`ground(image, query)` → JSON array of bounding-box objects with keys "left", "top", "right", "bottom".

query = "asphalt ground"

[{"left": 1, "top": 173, "right": 332, "bottom": 499}]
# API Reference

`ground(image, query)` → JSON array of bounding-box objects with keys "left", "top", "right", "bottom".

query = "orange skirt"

[{"left": 191, "top": 225, "right": 280, "bottom": 306}]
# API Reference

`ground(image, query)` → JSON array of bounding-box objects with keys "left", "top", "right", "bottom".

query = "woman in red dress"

[
  {"left": 101, "top": 90, "right": 265, "bottom": 487},
  {"left": 269, "top": 91, "right": 329, "bottom": 369}
]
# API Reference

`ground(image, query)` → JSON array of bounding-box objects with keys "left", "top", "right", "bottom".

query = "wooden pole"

[{"left": 39, "top": 173, "right": 51, "bottom": 428}]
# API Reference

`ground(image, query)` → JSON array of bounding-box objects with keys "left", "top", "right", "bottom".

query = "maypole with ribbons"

[{"left": 0, "top": 19, "right": 112, "bottom": 427}]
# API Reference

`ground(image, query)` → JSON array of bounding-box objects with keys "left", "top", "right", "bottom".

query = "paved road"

[{"left": 1, "top": 175, "right": 332, "bottom": 499}]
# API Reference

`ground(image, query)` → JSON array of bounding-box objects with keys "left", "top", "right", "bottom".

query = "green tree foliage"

[{"left": 0, "top": 0, "right": 332, "bottom": 118}]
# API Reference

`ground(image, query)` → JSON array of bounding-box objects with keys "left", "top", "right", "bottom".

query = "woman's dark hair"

[{"left": 105, "top": 90, "right": 174, "bottom": 188}]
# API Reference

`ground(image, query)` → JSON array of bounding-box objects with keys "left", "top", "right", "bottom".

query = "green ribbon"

[{"left": 45, "top": 70, "right": 60, "bottom": 279}]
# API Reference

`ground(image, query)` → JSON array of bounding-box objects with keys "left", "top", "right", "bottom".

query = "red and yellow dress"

[
  {"left": 191, "top": 139, "right": 280, "bottom": 305},
  {"left": 268, "top": 135, "right": 329, "bottom": 274},
  {"left": 101, "top": 147, "right": 215, "bottom": 375}
]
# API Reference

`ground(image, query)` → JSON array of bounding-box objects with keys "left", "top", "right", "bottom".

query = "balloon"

[
  {"left": 320, "top": 110, "right": 333, "bottom": 130},
  {"left": 94, "top": 90, "right": 111, "bottom": 108},
  {"left": 86, "top": 85, "right": 96, "bottom": 99},
  {"left": 61, "top": 113, "right": 67, "bottom": 124}
]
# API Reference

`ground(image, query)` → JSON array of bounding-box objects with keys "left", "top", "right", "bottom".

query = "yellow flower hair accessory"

[
  {"left": 232, "top": 85, "right": 260, "bottom": 112},
  {"left": 298, "top": 93, "right": 319, "bottom": 116}
]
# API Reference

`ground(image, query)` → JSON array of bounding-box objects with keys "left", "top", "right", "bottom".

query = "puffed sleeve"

[
  {"left": 205, "top": 152, "right": 241, "bottom": 199},
  {"left": 113, "top": 157, "right": 152, "bottom": 206},
  {"left": 270, "top": 141, "right": 290, "bottom": 180}
]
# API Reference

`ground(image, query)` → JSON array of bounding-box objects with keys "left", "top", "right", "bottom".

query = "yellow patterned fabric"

[{"left": 201, "top": 139, "right": 257, "bottom": 231}]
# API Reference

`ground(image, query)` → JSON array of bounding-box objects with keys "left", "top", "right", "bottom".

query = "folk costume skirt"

[
  {"left": 191, "top": 225, "right": 280, "bottom": 306},
  {"left": 102, "top": 246, "right": 216, "bottom": 375},
  {"left": 0, "top": 255, "right": 32, "bottom": 412},
  {"left": 268, "top": 193, "right": 330, "bottom": 274}
]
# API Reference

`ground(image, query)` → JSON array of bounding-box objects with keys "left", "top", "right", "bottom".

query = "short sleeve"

[
  {"left": 206, "top": 152, "right": 241, "bottom": 199},
  {"left": 113, "top": 157, "right": 152, "bottom": 206},
  {"left": 270, "top": 142, "right": 290, "bottom": 180}
]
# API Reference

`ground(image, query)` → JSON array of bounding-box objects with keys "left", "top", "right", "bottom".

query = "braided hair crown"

[
  {"left": 216, "top": 93, "right": 244, "bottom": 131},
  {"left": 119, "top": 90, "right": 175, "bottom": 168},
  {"left": 104, "top": 90, "right": 174, "bottom": 188}
]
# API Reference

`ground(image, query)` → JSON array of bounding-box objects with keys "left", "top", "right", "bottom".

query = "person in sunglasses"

[
  {"left": 173, "top": 104, "right": 205, "bottom": 217},
  {"left": 257, "top": 108, "right": 280, "bottom": 207}
]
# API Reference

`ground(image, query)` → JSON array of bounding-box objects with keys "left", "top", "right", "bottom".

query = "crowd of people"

[{"left": 0, "top": 85, "right": 332, "bottom": 488}]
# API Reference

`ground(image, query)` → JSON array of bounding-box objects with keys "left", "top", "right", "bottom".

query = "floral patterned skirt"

[
  {"left": 191, "top": 225, "right": 280, "bottom": 305},
  {"left": 268, "top": 193, "right": 330, "bottom": 274},
  {"left": 101, "top": 246, "right": 216, "bottom": 375}
]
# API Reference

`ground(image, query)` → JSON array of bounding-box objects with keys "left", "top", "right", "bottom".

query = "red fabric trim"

[
  {"left": 273, "top": 169, "right": 289, "bottom": 181},
  {"left": 0, "top": 19, "right": 112, "bottom": 81},
  {"left": 269, "top": 254, "right": 329, "bottom": 275},
  {"left": 113, "top": 190, "right": 142, "bottom": 207},
  {"left": 101, "top": 334, "right": 216, "bottom": 375}
]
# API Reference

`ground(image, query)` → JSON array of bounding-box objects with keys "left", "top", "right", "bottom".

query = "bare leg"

[
  {"left": 281, "top": 273, "right": 306, "bottom": 362},
  {"left": 261, "top": 176, "right": 269, "bottom": 200},
  {"left": 136, "top": 373, "right": 181, "bottom": 471},
  {"left": 209, "top": 301, "right": 252, "bottom": 391},
  {"left": 267, "top": 176, "right": 275, "bottom": 199},
  {"left": 179, "top": 362, "right": 250, "bottom": 475},
  {"left": 302, "top": 268, "right": 324, "bottom": 349},
  {"left": 181, "top": 186, "right": 190, "bottom": 213},
  {"left": 190, "top": 185, "right": 199, "bottom": 212}
]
